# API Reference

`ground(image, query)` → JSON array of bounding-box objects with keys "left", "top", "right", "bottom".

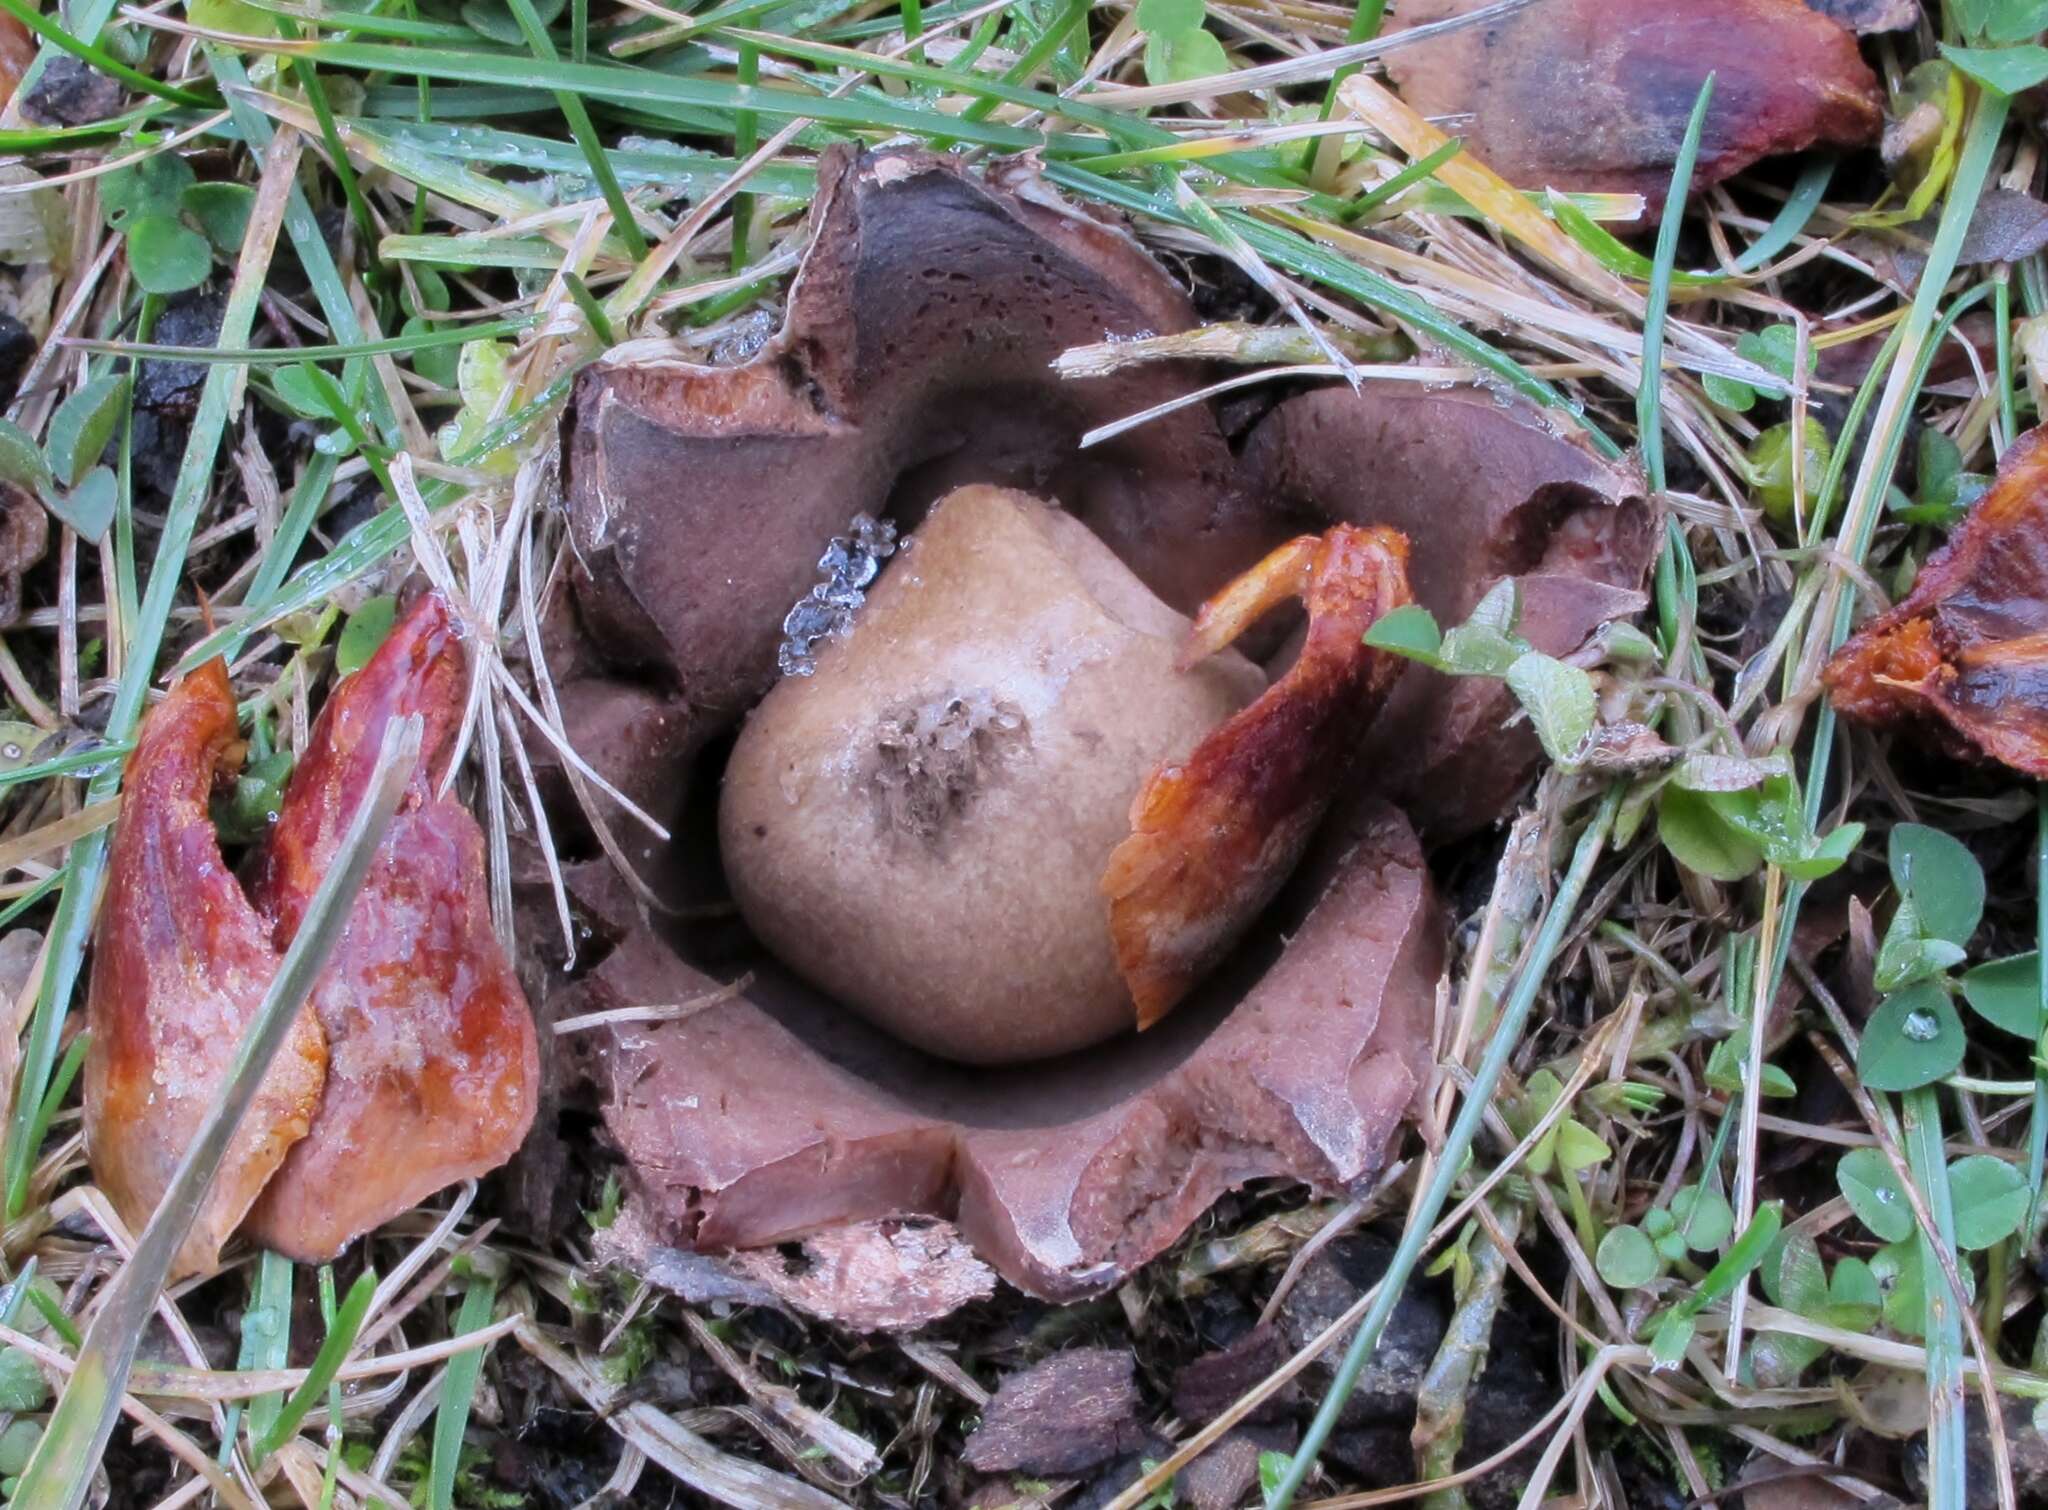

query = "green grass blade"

[
  {"left": 10, "top": 716, "right": 420, "bottom": 1510},
  {"left": 1266, "top": 787, "right": 1622, "bottom": 1507},
  {"left": 1733, "top": 154, "right": 1834, "bottom": 273},
  {"left": 287, "top": 39, "right": 1106, "bottom": 153},
  {"left": 253, "top": 1267, "right": 379, "bottom": 1462},
  {"left": 502, "top": 0, "right": 650, "bottom": 257},
  {"left": 1637, "top": 75, "right": 1715, "bottom": 497},
  {"left": 428, "top": 1276, "right": 500, "bottom": 1510},
  {"left": 1903, "top": 1088, "right": 1966, "bottom": 1510},
  {"left": 222, "top": 1252, "right": 294, "bottom": 1465}
]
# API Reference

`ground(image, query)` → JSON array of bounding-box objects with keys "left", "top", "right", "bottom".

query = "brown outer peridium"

[{"left": 566, "top": 798, "right": 1440, "bottom": 1305}]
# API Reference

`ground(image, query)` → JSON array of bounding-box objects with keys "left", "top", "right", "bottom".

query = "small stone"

[
  {"left": 20, "top": 56, "right": 123, "bottom": 128},
  {"left": 1172, "top": 1324, "right": 1297, "bottom": 1425},
  {"left": 0, "top": 314, "right": 33, "bottom": 409},
  {"left": 1276, "top": 1234, "right": 1446, "bottom": 1427},
  {"left": 962, "top": 1349, "right": 1147, "bottom": 1476},
  {"left": 135, "top": 289, "right": 225, "bottom": 419}
]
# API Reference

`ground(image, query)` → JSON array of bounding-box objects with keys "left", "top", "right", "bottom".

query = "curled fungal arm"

[
  {"left": 1826, "top": 425, "right": 2048, "bottom": 776},
  {"left": 1103, "top": 524, "right": 1414, "bottom": 1029}
]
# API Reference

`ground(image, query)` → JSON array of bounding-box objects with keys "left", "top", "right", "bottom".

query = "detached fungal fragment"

[
  {"left": 1386, "top": 0, "right": 1883, "bottom": 214},
  {"left": 86, "top": 594, "right": 537, "bottom": 1275},
  {"left": 1826, "top": 425, "right": 2048, "bottom": 776},
  {"left": 1105, "top": 525, "right": 1413, "bottom": 1027},
  {"left": 85, "top": 660, "right": 328, "bottom": 1279}
]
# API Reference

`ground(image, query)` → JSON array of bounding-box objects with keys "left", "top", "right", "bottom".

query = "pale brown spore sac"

[
  {"left": 553, "top": 146, "right": 1272, "bottom": 843},
  {"left": 719, "top": 485, "right": 1264, "bottom": 1065},
  {"left": 1386, "top": 0, "right": 1883, "bottom": 216},
  {"left": 85, "top": 594, "right": 538, "bottom": 1273},
  {"left": 1105, "top": 526, "right": 1413, "bottom": 1028},
  {"left": 84, "top": 661, "right": 329, "bottom": 1279},
  {"left": 1825, "top": 424, "right": 2048, "bottom": 776}
]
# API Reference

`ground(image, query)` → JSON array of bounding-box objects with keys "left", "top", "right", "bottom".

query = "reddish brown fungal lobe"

[
  {"left": 1386, "top": 0, "right": 1883, "bottom": 216},
  {"left": 85, "top": 660, "right": 327, "bottom": 1279},
  {"left": 85, "top": 594, "right": 537, "bottom": 1274},
  {"left": 1105, "top": 526, "right": 1413, "bottom": 1028},
  {"left": 1826, "top": 425, "right": 2048, "bottom": 776}
]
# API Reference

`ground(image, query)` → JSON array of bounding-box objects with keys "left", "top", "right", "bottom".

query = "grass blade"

[
  {"left": 1264, "top": 787, "right": 1622, "bottom": 1507},
  {"left": 428, "top": 1275, "right": 500, "bottom": 1510},
  {"left": 10, "top": 713, "right": 421, "bottom": 1510},
  {"left": 253, "top": 1267, "right": 378, "bottom": 1462}
]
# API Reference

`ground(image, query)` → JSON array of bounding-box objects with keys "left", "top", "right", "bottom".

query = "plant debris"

[
  {"left": 1828, "top": 422, "right": 2048, "bottom": 776},
  {"left": 1386, "top": 0, "right": 1884, "bottom": 213}
]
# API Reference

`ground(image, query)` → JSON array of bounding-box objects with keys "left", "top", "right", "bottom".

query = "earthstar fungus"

[
  {"left": 86, "top": 594, "right": 538, "bottom": 1275},
  {"left": 545, "top": 147, "right": 1654, "bottom": 1319}
]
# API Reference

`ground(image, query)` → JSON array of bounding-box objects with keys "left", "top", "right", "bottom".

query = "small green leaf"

[
  {"left": 1737, "top": 324, "right": 1811, "bottom": 385},
  {"left": 1439, "top": 622, "right": 1524, "bottom": 677},
  {"left": 1599, "top": 622, "right": 1660, "bottom": 663},
  {"left": 1948, "top": 1155, "right": 2027, "bottom": 1250},
  {"left": 1362, "top": 603, "right": 1442, "bottom": 664},
  {"left": 1596, "top": 1225, "right": 1660, "bottom": 1289},
  {"left": 0, "top": 1348, "right": 47, "bottom": 1413},
  {"left": 1703, "top": 370, "right": 1757, "bottom": 413},
  {"left": 335, "top": 596, "right": 398, "bottom": 677},
  {"left": 1649, "top": 1310, "right": 1695, "bottom": 1368},
  {"left": 1658, "top": 787, "right": 1763, "bottom": 882},
  {"left": 1143, "top": 26, "right": 1229, "bottom": 85},
  {"left": 1505, "top": 652, "right": 1596, "bottom": 764},
  {"left": 1670, "top": 1184, "right": 1733, "bottom": 1253},
  {"left": 1778, "top": 820, "right": 1863, "bottom": 883},
  {"left": 1750, "top": 417, "right": 1834, "bottom": 529},
  {"left": 1257, "top": 1450, "right": 1291, "bottom": 1500},
  {"left": 1467, "top": 577, "right": 1519, "bottom": 635},
  {"left": 1869, "top": 1238, "right": 1965, "bottom": 1338},
  {"left": 1857, "top": 982, "right": 1966, "bottom": 1093},
  {"left": 1941, "top": 42, "right": 2048, "bottom": 96},
  {"left": 188, "top": 0, "right": 281, "bottom": 34},
  {"left": 0, "top": 724, "right": 53, "bottom": 772},
  {"left": 44, "top": 375, "right": 128, "bottom": 488},
  {"left": 1837, "top": 1147, "right": 1914, "bottom": 1243},
  {"left": 212, "top": 749, "right": 295, "bottom": 846},
  {"left": 272, "top": 366, "right": 337, "bottom": 422},
  {"left": 1831, "top": 1255, "right": 1879, "bottom": 1312},
  {"left": 1875, "top": 894, "right": 1968, "bottom": 991},
  {"left": 125, "top": 214, "right": 212, "bottom": 296},
  {"left": 405, "top": 317, "right": 461, "bottom": 389},
  {"left": 1888, "top": 822, "right": 1984, "bottom": 946},
  {"left": 1136, "top": 0, "right": 1204, "bottom": 30},
  {"left": 45, "top": 467, "right": 117, "bottom": 542},
  {"left": 0, "top": 418, "right": 52, "bottom": 497},
  {"left": 1554, "top": 1117, "right": 1610, "bottom": 1173},
  {"left": 180, "top": 181, "right": 255, "bottom": 254},
  {"left": 100, "top": 143, "right": 195, "bottom": 230},
  {"left": 1764, "top": 1231, "right": 1828, "bottom": 1313},
  {"left": 1961, "top": 951, "right": 2044, "bottom": 1038},
  {"left": 0, "top": 1421, "right": 41, "bottom": 1478}
]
